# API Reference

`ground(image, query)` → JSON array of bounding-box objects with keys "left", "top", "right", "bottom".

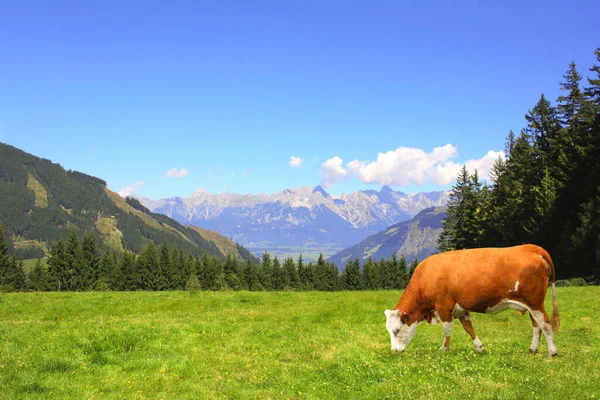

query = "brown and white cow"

[{"left": 385, "top": 244, "right": 560, "bottom": 356}]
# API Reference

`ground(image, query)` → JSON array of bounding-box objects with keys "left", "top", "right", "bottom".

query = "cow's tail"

[{"left": 541, "top": 249, "right": 560, "bottom": 334}]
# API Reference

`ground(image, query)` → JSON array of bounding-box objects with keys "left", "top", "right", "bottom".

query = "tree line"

[
  {"left": 0, "top": 224, "right": 419, "bottom": 292},
  {"left": 438, "top": 48, "right": 600, "bottom": 280}
]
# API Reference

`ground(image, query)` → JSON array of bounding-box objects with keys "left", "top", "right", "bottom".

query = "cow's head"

[{"left": 384, "top": 309, "right": 418, "bottom": 353}]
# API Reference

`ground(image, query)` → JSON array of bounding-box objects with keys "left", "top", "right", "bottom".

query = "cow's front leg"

[
  {"left": 437, "top": 309, "right": 453, "bottom": 351},
  {"left": 459, "top": 314, "right": 484, "bottom": 353}
]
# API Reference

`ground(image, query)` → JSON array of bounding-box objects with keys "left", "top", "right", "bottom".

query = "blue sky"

[{"left": 1, "top": 1, "right": 599, "bottom": 199}]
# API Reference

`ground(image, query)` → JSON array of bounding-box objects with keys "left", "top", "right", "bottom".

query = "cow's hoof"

[
  {"left": 439, "top": 345, "right": 449, "bottom": 352},
  {"left": 475, "top": 346, "right": 484, "bottom": 354},
  {"left": 529, "top": 348, "right": 538, "bottom": 355},
  {"left": 550, "top": 351, "right": 558, "bottom": 357}
]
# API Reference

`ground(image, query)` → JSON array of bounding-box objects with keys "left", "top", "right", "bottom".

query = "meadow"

[{"left": 0, "top": 287, "right": 599, "bottom": 399}]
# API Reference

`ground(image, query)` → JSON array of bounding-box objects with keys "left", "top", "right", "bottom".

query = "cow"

[{"left": 384, "top": 244, "right": 560, "bottom": 356}]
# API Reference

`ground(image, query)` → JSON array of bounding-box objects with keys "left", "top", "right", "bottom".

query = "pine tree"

[
  {"left": 170, "top": 250, "right": 184, "bottom": 290},
  {"left": 343, "top": 258, "right": 361, "bottom": 290},
  {"left": 181, "top": 254, "right": 195, "bottom": 289},
  {"left": 81, "top": 231, "right": 99, "bottom": 289},
  {"left": 28, "top": 258, "right": 49, "bottom": 291},
  {"left": 47, "top": 239, "right": 68, "bottom": 291},
  {"left": 313, "top": 254, "right": 328, "bottom": 291},
  {"left": 398, "top": 255, "right": 409, "bottom": 288},
  {"left": 570, "top": 49, "right": 600, "bottom": 279},
  {"left": 66, "top": 228, "right": 85, "bottom": 290},
  {"left": 296, "top": 255, "right": 309, "bottom": 290},
  {"left": 325, "top": 262, "right": 339, "bottom": 292},
  {"left": 223, "top": 254, "right": 242, "bottom": 290},
  {"left": 438, "top": 165, "right": 482, "bottom": 251},
  {"left": 201, "top": 253, "right": 223, "bottom": 291},
  {"left": 157, "top": 243, "right": 171, "bottom": 291},
  {"left": 504, "top": 130, "right": 516, "bottom": 156},
  {"left": 386, "top": 253, "right": 406, "bottom": 289},
  {"left": 243, "top": 258, "right": 261, "bottom": 291},
  {"left": 361, "top": 257, "right": 381, "bottom": 289},
  {"left": 525, "top": 94, "right": 560, "bottom": 160},
  {"left": 185, "top": 272, "right": 201, "bottom": 291},
  {"left": 585, "top": 48, "right": 600, "bottom": 107},
  {"left": 120, "top": 250, "right": 138, "bottom": 291},
  {"left": 557, "top": 62, "right": 584, "bottom": 132},
  {"left": 97, "top": 249, "right": 118, "bottom": 290},
  {"left": 136, "top": 243, "right": 159, "bottom": 290},
  {"left": 303, "top": 261, "right": 315, "bottom": 291},
  {"left": 282, "top": 257, "right": 299, "bottom": 290},
  {"left": 12, "top": 260, "right": 27, "bottom": 291},
  {"left": 271, "top": 256, "right": 283, "bottom": 290},
  {"left": 259, "top": 252, "right": 273, "bottom": 290}
]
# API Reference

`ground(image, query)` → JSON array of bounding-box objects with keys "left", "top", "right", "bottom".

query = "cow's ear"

[{"left": 400, "top": 313, "right": 409, "bottom": 324}]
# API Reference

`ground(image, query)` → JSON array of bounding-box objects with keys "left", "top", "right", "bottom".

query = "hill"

[
  {"left": 328, "top": 206, "right": 446, "bottom": 268},
  {"left": 0, "top": 142, "right": 255, "bottom": 262}
]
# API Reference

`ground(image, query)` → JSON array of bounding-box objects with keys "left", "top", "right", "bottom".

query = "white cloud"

[
  {"left": 428, "top": 150, "right": 505, "bottom": 185},
  {"left": 320, "top": 156, "right": 349, "bottom": 188},
  {"left": 289, "top": 156, "right": 304, "bottom": 168},
  {"left": 164, "top": 167, "right": 189, "bottom": 178},
  {"left": 321, "top": 145, "right": 505, "bottom": 188},
  {"left": 118, "top": 181, "right": 144, "bottom": 198}
]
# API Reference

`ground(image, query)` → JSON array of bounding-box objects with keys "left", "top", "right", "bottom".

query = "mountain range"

[
  {"left": 0, "top": 143, "right": 256, "bottom": 262},
  {"left": 138, "top": 186, "right": 449, "bottom": 259},
  {"left": 328, "top": 206, "right": 446, "bottom": 268}
]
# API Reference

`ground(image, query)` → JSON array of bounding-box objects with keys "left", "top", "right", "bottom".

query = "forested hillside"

[
  {"left": 328, "top": 207, "right": 445, "bottom": 268},
  {"left": 0, "top": 143, "right": 255, "bottom": 262},
  {"left": 438, "top": 49, "right": 600, "bottom": 280}
]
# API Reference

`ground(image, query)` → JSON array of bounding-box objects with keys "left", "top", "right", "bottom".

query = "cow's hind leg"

[
  {"left": 530, "top": 308, "right": 558, "bottom": 356},
  {"left": 529, "top": 313, "right": 542, "bottom": 355},
  {"left": 459, "top": 314, "right": 484, "bottom": 353}
]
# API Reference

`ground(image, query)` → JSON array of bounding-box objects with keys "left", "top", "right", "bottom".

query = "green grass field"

[{"left": 1, "top": 288, "right": 599, "bottom": 399}]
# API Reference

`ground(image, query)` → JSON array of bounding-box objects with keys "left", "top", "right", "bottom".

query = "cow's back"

[{"left": 410, "top": 245, "right": 551, "bottom": 312}]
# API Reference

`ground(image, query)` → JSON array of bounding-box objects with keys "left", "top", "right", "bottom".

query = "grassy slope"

[
  {"left": 188, "top": 226, "right": 244, "bottom": 259},
  {"left": 0, "top": 288, "right": 598, "bottom": 399},
  {"left": 26, "top": 172, "right": 48, "bottom": 208}
]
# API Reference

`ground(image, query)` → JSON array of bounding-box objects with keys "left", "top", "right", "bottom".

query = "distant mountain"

[
  {"left": 327, "top": 206, "right": 447, "bottom": 269},
  {"left": 0, "top": 142, "right": 256, "bottom": 262},
  {"left": 139, "top": 185, "right": 449, "bottom": 259}
]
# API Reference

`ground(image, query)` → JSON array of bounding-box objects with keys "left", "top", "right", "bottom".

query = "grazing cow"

[{"left": 384, "top": 244, "right": 560, "bottom": 356}]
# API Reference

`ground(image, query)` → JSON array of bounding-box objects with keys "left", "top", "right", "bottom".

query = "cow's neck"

[{"left": 394, "top": 284, "right": 431, "bottom": 325}]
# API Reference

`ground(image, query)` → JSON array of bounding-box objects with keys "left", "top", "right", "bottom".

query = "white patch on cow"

[
  {"left": 530, "top": 310, "right": 558, "bottom": 356},
  {"left": 442, "top": 321, "right": 453, "bottom": 336},
  {"left": 385, "top": 310, "right": 418, "bottom": 353},
  {"left": 509, "top": 280, "right": 520, "bottom": 293},
  {"left": 485, "top": 299, "right": 529, "bottom": 314},
  {"left": 473, "top": 336, "right": 484, "bottom": 353},
  {"left": 430, "top": 310, "right": 441, "bottom": 325},
  {"left": 452, "top": 303, "right": 468, "bottom": 318}
]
